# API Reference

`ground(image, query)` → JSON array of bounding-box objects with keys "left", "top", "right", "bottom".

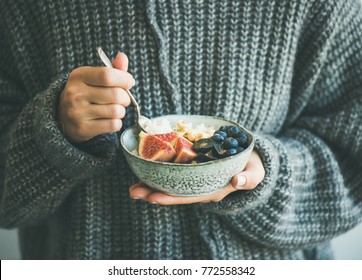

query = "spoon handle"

[
  {"left": 97, "top": 47, "right": 113, "bottom": 68},
  {"left": 125, "top": 89, "right": 142, "bottom": 120}
]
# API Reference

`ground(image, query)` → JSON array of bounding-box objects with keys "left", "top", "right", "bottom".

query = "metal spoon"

[{"left": 96, "top": 47, "right": 150, "bottom": 133}]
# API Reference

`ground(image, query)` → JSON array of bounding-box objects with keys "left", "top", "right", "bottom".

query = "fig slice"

[
  {"left": 174, "top": 136, "right": 198, "bottom": 163},
  {"left": 154, "top": 131, "right": 179, "bottom": 146},
  {"left": 138, "top": 132, "right": 176, "bottom": 162}
]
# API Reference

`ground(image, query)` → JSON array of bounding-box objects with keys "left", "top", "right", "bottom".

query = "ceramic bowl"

[{"left": 120, "top": 115, "right": 255, "bottom": 196}]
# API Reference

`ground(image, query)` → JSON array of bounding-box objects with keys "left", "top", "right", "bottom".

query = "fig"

[
  {"left": 174, "top": 136, "right": 198, "bottom": 163},
  {"left": 138, "top": 132, "right": 176, "bottom": 162},
  {"left": 154, "top": 131, "right": 179, "bottom": 146}
]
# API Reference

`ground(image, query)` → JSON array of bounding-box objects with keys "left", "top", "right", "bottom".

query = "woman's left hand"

[{"left": 129, "top": 150, "right": 265, "bottom": 205}]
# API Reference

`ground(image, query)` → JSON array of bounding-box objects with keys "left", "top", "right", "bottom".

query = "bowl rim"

[{"left": 120, "top": 114, "right": 255, "bottom": 167}]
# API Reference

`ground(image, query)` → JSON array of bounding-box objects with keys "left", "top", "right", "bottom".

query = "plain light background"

[{"left": 1, "top": 0, "right": 362, "bottom": 261}]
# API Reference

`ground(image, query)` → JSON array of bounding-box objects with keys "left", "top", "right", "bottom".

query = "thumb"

[
  {"left": 231, "top": 168, "right": 264, "bottom": 191},
  {"left": 112, "top": 51, "right": 129, "bottom": 71},
  {"left": 231, "top": 171, "right": 254, "bottom": 190},
  {"left": 231, "top": 151, "right": 266, "bottom": 190}
]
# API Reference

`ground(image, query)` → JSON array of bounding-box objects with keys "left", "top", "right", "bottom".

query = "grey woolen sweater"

[{"left": 1, "top": 0, "right": 362, "bottom": 260}]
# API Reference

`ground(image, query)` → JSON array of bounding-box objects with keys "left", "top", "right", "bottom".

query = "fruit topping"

[
  {"left": 138, "top": 132, "right": 176, "bottom": 162},
  {"left": 154, "top": 131, "right": 178, "bottom": 142},
  {"left": 192, "top": 138, "right": 214, "bottom": 153},
  {"left": 197, "top": 151, "right": 217, "bottom": 162},
  {"left": 137, "top": 124, "right": 249, "bottom": 164},
  {"left": 223, "top": 137, "right": 239, "bottom": 149},
  {"left": 212, "top": 142, "right": 224, "bottom": 157},
  {"left": 236, "top": 131, "right": 249, "bottom": 148},
  {"left": 174, "top": 136, "right": 198, "bottom": 163},
  {"left": 154, "top": 131, "right": 179, "bottom": 146},
  {"left": 226, "top": 126, "right": 241, "bottom": 137},
  {"left": 223, "top": 148, "right": 237, "bottom": 157},
  {"left": 236, "top": 147, "right": 245, "bottom": 153},
  {"left": 211, "top": 133, "right": 226, "bottom": 143}
]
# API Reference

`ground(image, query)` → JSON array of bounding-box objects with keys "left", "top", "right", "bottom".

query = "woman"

[{"left": 0, "top": 0, "right": 362, "bottom": 259}]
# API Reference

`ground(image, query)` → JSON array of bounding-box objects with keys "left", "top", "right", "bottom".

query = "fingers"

[
  {"left": 129, "top": 182, "right": 237, "bottom": 205},
  {"left": 70, "top": 66, "right": 135, "bottom": 89},
  {"left": 148, "top": 184, "right": 237, "bottom": 205},
  {"left": 129, "top": 183, "right": 155, "bottom": 200},
  {"left": 112, "top": 52, "right": 129, "bottom": 72},
  {"left": 58, "top": 63, "right": 136, "bottom": 143},
  {"left": 62, "top": 94, "right": 127, "bottom": 120},
  {"left": 147, "top": 192, "right": 208, "bottom": 205},
  {"left": 86, "top": 104, "right": 126, "bottom": 120},
  {"left": 65, "top": 119, "right": 123, "bottom": 143},
  {"left": 88, "top": 87, "right": 131, "bottom": 106}
]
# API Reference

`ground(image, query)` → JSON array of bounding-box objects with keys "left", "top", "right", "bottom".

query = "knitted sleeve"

[
  {"left": 0, "top": 48, "right": 118, "bottom": 229},
  {"left": 203, "top": 0, "right": 362, "bottom": 249}
]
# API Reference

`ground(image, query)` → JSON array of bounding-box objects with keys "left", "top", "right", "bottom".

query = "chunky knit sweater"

[{"left": 1, "top": 0, "right": 362, "bottom": 260}]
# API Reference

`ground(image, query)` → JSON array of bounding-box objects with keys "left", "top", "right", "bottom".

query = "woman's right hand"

[{"left": 58, "top": 52, "right": 134, "bottom": 143}]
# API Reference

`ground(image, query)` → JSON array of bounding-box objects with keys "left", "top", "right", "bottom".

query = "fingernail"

[
  {"left": 150, "top": 201, "right": 158, "bottom": 205},
  {"left": 235, "top": 175, "right": 246, "bottom": 189},
  {"left": 131, "top": 196, "right": 140, "bottom": 200}
]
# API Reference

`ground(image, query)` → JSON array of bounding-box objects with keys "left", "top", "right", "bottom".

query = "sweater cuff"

[
  {"left": 202, "top": 133, "right": 280, "bottom": 214},
  {"left": 33, "top": 76, "right": 118, "bottom": 180}
]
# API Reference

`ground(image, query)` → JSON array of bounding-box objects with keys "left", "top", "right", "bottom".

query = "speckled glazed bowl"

[{"left": 120, "top": 115, "right": 255, "bottom": 196}]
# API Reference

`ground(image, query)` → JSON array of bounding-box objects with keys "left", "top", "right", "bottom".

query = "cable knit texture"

[{"left": 1, "top": 0, "right": 362, "bottom": 259}]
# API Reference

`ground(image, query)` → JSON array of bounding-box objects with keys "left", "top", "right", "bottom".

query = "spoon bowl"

[{"left": 96, "top": 47, "right": 150, "bottom": 133}]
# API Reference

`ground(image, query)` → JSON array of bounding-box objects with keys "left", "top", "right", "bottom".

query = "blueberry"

[
  {"left": 223, "top": 148, "right": 237, "bottom": 157},
  {"left": 236, "top": 132, "right": 248, "bottom": 148},
  {"left": 219, "top": 126, "right": 228, "bottom": 132},
  {"left": 224, "top": 126, "right": 234, "bottom": 136},
  {"left": 236, "top": 147, "right": 245, "bottom": 154},
  {"left": 224, "top": 126, "right": 239, "bottom": 137},
  {"left": 223, "top": 137, "right": 238, "bottom": 149},
  {"left": 211, "top": 133, "right": 226, "bottom": 143},
  {"left": 233, "top": 130, "right": 244, "bottom": 138},
  {"left": 214, "top": 130, "right": 227, "bottom": 138},
  {"left": 228, "top": 126, "right": 242, "bottom": 137}
]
